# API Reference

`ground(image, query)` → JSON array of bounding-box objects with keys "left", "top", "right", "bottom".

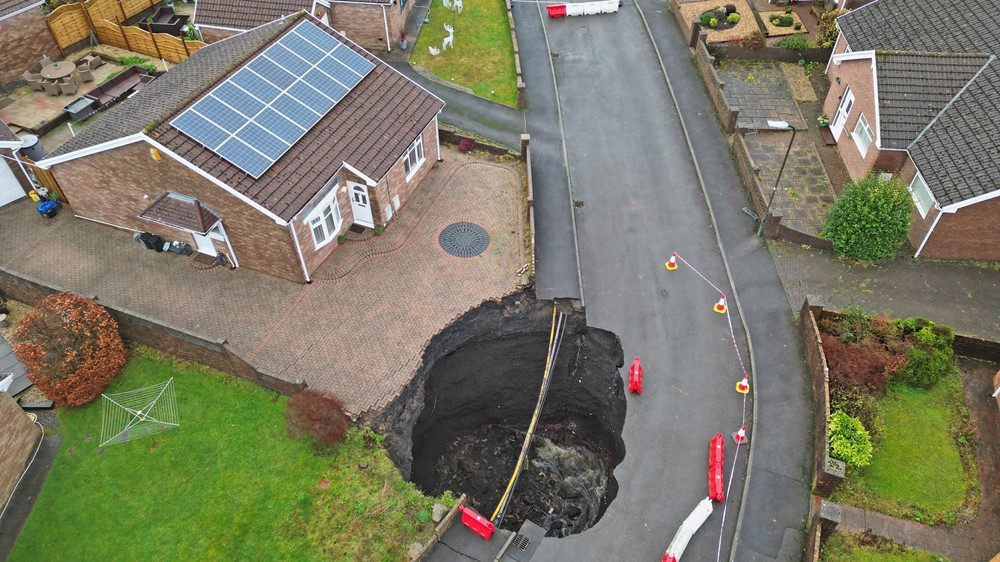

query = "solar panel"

[{"left": 170, "top": 20, "right": 375, "bottom": 178}]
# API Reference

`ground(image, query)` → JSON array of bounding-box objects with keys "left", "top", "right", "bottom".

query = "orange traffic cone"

[
  {"left": 665, "top": 252, "right": 679, "bottom": 271},
  {"left": 732, "top": 425, "right": 748, "bottom": 444},
  {"left": 735, "top": 375, "right": 750, "bottom": 394},
  {"left": 714, "top": 294, "right": 727, "bottom": 314}
]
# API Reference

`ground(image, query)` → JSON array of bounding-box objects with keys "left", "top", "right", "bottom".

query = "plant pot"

[{"left": 794, "top": 22, "right": 802, "bottom": 29}]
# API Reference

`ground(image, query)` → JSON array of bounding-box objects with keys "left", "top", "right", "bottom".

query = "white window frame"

[
  {"left": 852, "top": 113, "right": 874, "bottom": 158},
  {"left": 207, "top": 223, "right": 225, "bottom": 241},
  {"left": 403, "top": 135, "right": 425, "bottom": 182},
  {"left": 306, "top": 187, "right": 343, "bottom": 249},
  {"left": 907, "top": 172, "right": 934, "bottom": 219}
]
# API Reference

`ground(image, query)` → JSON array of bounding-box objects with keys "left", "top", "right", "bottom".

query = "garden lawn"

[
  {"left": 832, "top": 376, "right": 973, "bottom": 523},
  {"left": 10, "top": 349, "right": 450, "bottom": 561},
  {"left": 409, "top": 0, "right": 517, "bottom": 107},
  {"left": 820, "top": 531, "right": 947, "bottom": 562}
]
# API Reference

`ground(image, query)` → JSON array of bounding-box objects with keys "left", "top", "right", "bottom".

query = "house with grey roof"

[
  {"left": 0, "top": 120, "right": 32, "bottom": 208},
  {"left": 823, "top": 0, "right": 1000, "bottom": 261},
  {"left": 35, "top": 12, "right": 444, "bottom": 283},
  {"left": 194, "top": 0, "right": 409, "bottom": 53},
  {"left": 0, "top": 0, "right": 62, "bottom": 90}
]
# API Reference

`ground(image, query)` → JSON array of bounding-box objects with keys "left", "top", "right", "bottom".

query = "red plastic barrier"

[
  {"left": 459, "top": 505, "right": 495, "bottom": 541},
  {"left": 546, "top": 4, "right": 567, "bottom": 17},
  {"left": 662, "top": 556, "right": 677, "bottom": 562},
  {"left": 708, "top": 433, "right": 725, "bottom": 502},
  {"left": 628, "top": 356, "right": 643, "bottom": 394}
]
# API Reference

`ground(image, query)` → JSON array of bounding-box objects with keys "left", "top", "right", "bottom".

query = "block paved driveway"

[{"left": 0, "top": 148, "right": 525, "bottom": 413}]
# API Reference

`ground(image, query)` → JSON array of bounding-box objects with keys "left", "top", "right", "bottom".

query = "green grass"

[
  {"left": 831, "top": 376, "right": 976, "bottom": 525},
  {"left": 11, "top": 348, "right": 452, "bottom": 561},
  {"left": 410, "top": 0, "right": 518, "bottom": 107},
  {"left": 821, "top": 531, "right": 948, "bottom": 562}
]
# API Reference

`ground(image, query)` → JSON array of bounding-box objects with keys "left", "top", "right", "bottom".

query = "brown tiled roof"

[
  {"left": 0, "top": 0, "right": 42, "bottom": 20},
  {"left": 0, "top": 120, "right": 19, "bottom": 143},
  {"left": 153, "top": 14, "right": 443, "bottom": 221},
  {"left": 139, "top": 192, "right": 220, "bottom": 233},
  {"left": 194, "top": 0, "right": 312, "bottom": 30}
]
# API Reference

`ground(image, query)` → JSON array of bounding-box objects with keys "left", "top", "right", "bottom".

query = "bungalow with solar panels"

[
  {"left": 194, "top": 0, "right": 411, "bottom": 53},
  {"left": 35, "top": 13, "right": 444, "bottom": 284}
]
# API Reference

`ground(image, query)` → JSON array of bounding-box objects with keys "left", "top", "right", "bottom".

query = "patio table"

[{"left": 40, "top": 61, "right": 76, "bottom": 81}]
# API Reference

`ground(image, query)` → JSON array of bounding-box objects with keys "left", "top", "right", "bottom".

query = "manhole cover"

[{"left": 439, "top": 222, "right": 490, "bottom": 258}]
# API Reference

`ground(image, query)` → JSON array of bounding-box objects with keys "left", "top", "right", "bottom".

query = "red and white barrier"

[
  {"left": 546, "top": 0, "right": 620, "bottom": 18},
  {"left": 662, "top": 497, "right": 714, "bottom": 561},
  {"left": 708, "top": 433, "right": 725, "bottom": 502}
]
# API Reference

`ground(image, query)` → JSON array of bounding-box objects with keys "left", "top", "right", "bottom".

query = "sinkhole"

[{"left": 375, "top": 292, "right": 627, "bottom": 537}]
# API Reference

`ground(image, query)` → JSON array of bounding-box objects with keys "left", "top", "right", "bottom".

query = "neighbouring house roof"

[
  {"left": 139, "top": 192, "right": 220, "bottom": 234},
  {"left": 0, "top": 0, "right": 42, "bottom": 21},
  {"left": 195, "top": 0, "right": 311, "bottom": 30},
  {"left": 874, "top": 52, "right": 990, "bottom": 149},
  {"left": 50, "top": 12, "right": 443, "bottom": 223},
  {"left": 837, "top": 0, "right": 1000, "bottom": 55},
  {"left": 0, "top": 120, "right": 19, "bottom": 144},
  {"left": 908, "top": 58, "right": 1000, "bottom": 207}
]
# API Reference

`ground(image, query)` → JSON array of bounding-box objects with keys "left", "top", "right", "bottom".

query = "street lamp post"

[{"left": 756, "top": 120, "right": 797, "bottom": 237}]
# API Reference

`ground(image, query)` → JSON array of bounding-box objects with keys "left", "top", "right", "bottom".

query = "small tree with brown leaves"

[
  {"left": 286, "top": 389, "right": 349, "bottom": 448},
  {"left": 13, "top": 293, "right": 127, "bottom": 407}
]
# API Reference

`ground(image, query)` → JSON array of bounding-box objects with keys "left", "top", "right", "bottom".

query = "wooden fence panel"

[
  {"left": 46, "top": 3, "right": 91, "bottom": 50},
  {"left": 85, "top": 0, "right": 124, "bottom": 25},
  {"left": 17, "top": 154, "right": 68, "bottom": 204},
  {"left": 154, "top": 34, "right": 205, "bottom": 62},
  {"left": 92, "top": 18, "right": 127, "bottom": 49},
  {"left": 119, "top": 0, "right": 155, "bottom": 19},
  {"left": 122, "top": 25, "right": 156, "bottom": 56}
]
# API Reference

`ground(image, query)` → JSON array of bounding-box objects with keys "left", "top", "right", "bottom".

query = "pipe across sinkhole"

[{"left": 375, "top": 292, "right": 627, "bottom": 537}]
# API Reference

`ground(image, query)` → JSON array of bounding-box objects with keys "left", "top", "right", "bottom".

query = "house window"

[
  {"left": 908, "top": 172, "right": 934, "bottom": 219},
  {"left": 307, "top": 192, "right": 343, "bottom": 249},
  {"left": 403, "top": 136, "right": 425, "bottom": 181},
  {"left": 852, "top": 113, "right": 874, "bottom": 157}
]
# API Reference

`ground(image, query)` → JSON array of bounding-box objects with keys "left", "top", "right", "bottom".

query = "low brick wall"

[
  {"left": 505, "top": 0, "right": 526, "bottom": 109},
  {"left": 0, "top": 393, "right": 41, "bottom": 509},
  {"left": 0, "top": 265, "right": 305, "bottom": 396},
  {"left": 438, "top": 125, "right": 517, "bottom": 158},
  {"left": 802, "top": 495, "right": 842, "bottom": 562},
  {"left": 800, "top": 297, "right": 845, "bottom": 498},
  {"left": 694, "top": 38, "right": 738, "bottom": 134},
  {"left": 710, "top": 44, "right": 833, "bottom": 65}
]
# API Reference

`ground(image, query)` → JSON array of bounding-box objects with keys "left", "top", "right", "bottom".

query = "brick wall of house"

[
  {"left": 919, "top": 196, "right": 1000, "bottom": 261},
  {"left": 1, "top": 148, "right": 32, "bottom": 193},
  {"left": 49, "top": 141, "right": 307, "bottom": 283},
  {"left": 198, "top": 27, "right": 238, "bottom": 44},
  {"left": 324, "top": 3, "right": 387, "bottom": 51},
  {"left": 382, "top": 118, "right": 439, "bottom": 216},
  {"left": 0, "top": 392, "right": 41, "bottom": 509},
  {"left": 293, "top": 173, "right": 355, "bottom": 277},
  {"left": 385, "top": 0, "right": 412, "bottom": 50},
  {"left": 0, "top": 8, "right": 61, "bottom": 90},
  {"left": 823, "top": 57, "right": 880, "bottom": 180}
]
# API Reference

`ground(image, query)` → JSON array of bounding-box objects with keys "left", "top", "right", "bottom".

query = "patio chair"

[
  {"left": 39, "top": 54, "right": 53, "bottom": 67},
  {"left": 77, "top": 66, "right": 94, "bottom": 82},
  {"left": 87, "top": 55, "right": 104, "bottom": 71},
  {"left": 58, "top": 78, "right": 78, "bottom": 96},
  {"left": 42, "top": 80, "right": 60, "bottom": 96},
  {"left": 23, "top": 71, "right": 44, "bottom": 91}
]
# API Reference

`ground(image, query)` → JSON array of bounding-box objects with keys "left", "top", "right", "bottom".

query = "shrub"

[
  {"left": 286, "top": 389, "right": 350, "bottom": 448},
  {"left": 817, "top": 8, "right": 849, "bottom": 48},
  {"left": 893, "top": 319, "right": 954, "bottom": 388},
  {"left": 724, "top": 3, "right": 736, "bottom": 14},
  {"left": 821, "top": 173, "right": 915, "bottom": 261},
  {"left": 831, "top": 385, "right": 885, "bottom": 442},
  {"left": 771, "top": 16, "right": 780, "bottom": 25},
  {"left": 829, "top": 410, "right": 873, "bottom": 468},
  {"left": 458, "top": 137, "right": 476, "bottom": 153},
  {"left": 778, "top": 33, "right": 811, "bottom": 51},
  {"left": 727, "top": 13, "right": 740, "bottom": 24},
  {"left": 822, "top": 333, "right": 894, "bottom": 395},
  {"left": 709, "top": 17, "right": 718, "bottom": 27},
  {"left": 738, "top": 30, "right": 766, "bottom": 50},
  {"left": 780, "top": 14, "right": 794, "bottom": 26},
  {"left": 700, "top": 11, "right": 714, "bottom": 26},
  {"left": 12, "top": 292, "right": 126, "bottom": 406}
]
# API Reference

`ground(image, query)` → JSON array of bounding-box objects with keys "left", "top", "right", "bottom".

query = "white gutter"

[
  {"left": 194, "top": 23, "right": 251, "bottom": 32},
  {"left": 825, "top": 32, "right": 842, "bottom": 74},
  {"left": 34, "top": 134, "right": 146, "bottom": 168},
  {"left": 76, "top": 214, "right": 140, "bottom": 232},
  {"left": 382, "top": 4, "right": 391, "bottom": 51},
  {"left": 289, "top": 222, "right": 311, "bottom": 283},
  {"left": 941, "top": 188, "right": 1000, "bottom": 212},
  {"left": 0, "top": 1, "right": 45, "bottom": 23},
  {"left": 831, "top": 50, "right": 875, "bottom": 64},
  {"left": 914, "top": 208, "right": 943, "bottom": 258}
]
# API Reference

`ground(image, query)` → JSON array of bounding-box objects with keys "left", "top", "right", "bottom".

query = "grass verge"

[
  {"left": 409, "top": 0, "right": 517, "bottom": 107},
  {"left": 820, "top": 531, "right": 948, "bottom": 561},
  {"left": 831, "top": 375, "right": 978, "bottom": 525},
  {"left": 10, "top": 347, "right": 453, "bottom": 561}
]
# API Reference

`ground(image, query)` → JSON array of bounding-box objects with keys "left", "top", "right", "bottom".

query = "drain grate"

[
  {"left": 512, "top": 533, "right": 530, "bottom": 550},
  {"left": 439, "top": 222, "right": 490, "bottom": 258}
]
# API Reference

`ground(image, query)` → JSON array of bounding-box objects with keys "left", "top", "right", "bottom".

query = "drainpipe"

[
  {"left": 289, "top": 222, "right": 312, "bottom": 283},
  {"left": 382, "top": 5, "right": 391, "bottom": 51},
  {"left": 914, "top": 208, "right": 943, "bottom": 258},
  {"left": 217, "top": 222, "right": 240, "bottom": 268}
]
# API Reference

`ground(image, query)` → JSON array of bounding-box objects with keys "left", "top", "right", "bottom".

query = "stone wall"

[
  {"left": 0, "top": 7, "right": 62, "bottom": 92},
  {"left": 0, "top": 393, "right": 41, "bottom": 508},
  {"left": 0, "top": 264, "right": 306, "bottom": 395}
]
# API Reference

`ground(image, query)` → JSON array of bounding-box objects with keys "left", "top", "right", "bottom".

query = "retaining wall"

[
  {"left": 799, "top": 297, "right": 844, "bottom": 498},
  {"left": 0, "top": 393, "right": 41, "bottom": 510}
]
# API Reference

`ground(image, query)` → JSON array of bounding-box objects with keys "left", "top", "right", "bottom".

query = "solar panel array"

[{"left": 170, "top": 20, "right": 375, "bottom": 178}]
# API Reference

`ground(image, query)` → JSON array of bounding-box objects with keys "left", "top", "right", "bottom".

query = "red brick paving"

[{"left": 0, "top": 147, "right": 525, "bottom": 414}]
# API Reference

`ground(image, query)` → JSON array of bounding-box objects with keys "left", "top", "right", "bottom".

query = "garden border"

[{"left": 0, "top": 264, "right": 306, "bottom": 396}]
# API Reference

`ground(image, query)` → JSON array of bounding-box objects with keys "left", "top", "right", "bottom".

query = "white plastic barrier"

[
  {"left": 565, "top": 0, "right": 620, "bottom": 16},
  {"left": 662, "top": 497, "right": 714, "bottom": 562}
]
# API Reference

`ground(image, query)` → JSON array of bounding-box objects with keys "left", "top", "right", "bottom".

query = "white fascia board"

[
  {"left": 326, "top": 0, "right": 388, "bottom": 4},
  {"left": 142, "top": 134, "right": 289, "bottom": 226},
  {"left": 0, "top": 141, "right": 22, "bottom": 149},
  {"left": 871, "top": 55, "right": 881, "bottom": 148},
  {"left": 343, "top": 161, "right": 378, "bottom": 187},
  {"left": 831, "top": 50, "right": 875, "bottom": 65},
  {"left": 194, "top": 22, "right": 249, "bottom": 32},
  {"left": 34, "top": 134, "right": 146, "bottom": 168},
  {"left": 940, "top": 188, "right": 1000, "bottom": 212},
  {"left": 0, "top": 1, "right": 45, "bottom": 23},
  {"left": 825, "top": 33, "right": 842, "bottom": 74}
]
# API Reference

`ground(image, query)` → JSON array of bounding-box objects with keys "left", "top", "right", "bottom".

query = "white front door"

[
  {"left": 349, "top": 183, "right": 374, "bottom": 227},
  {"left": 192, "top": 232, "right": 216, "bottom": 255},
  {"left": 0, "top": 161, "right": 26, "bottom": 208},
  {"left": 830, "top": 86, "right": 855, "bottom": 140}
]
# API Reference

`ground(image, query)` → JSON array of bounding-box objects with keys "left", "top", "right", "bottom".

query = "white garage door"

[{"left": 0, "top": 160, "right": 26, "bottom": 208}]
